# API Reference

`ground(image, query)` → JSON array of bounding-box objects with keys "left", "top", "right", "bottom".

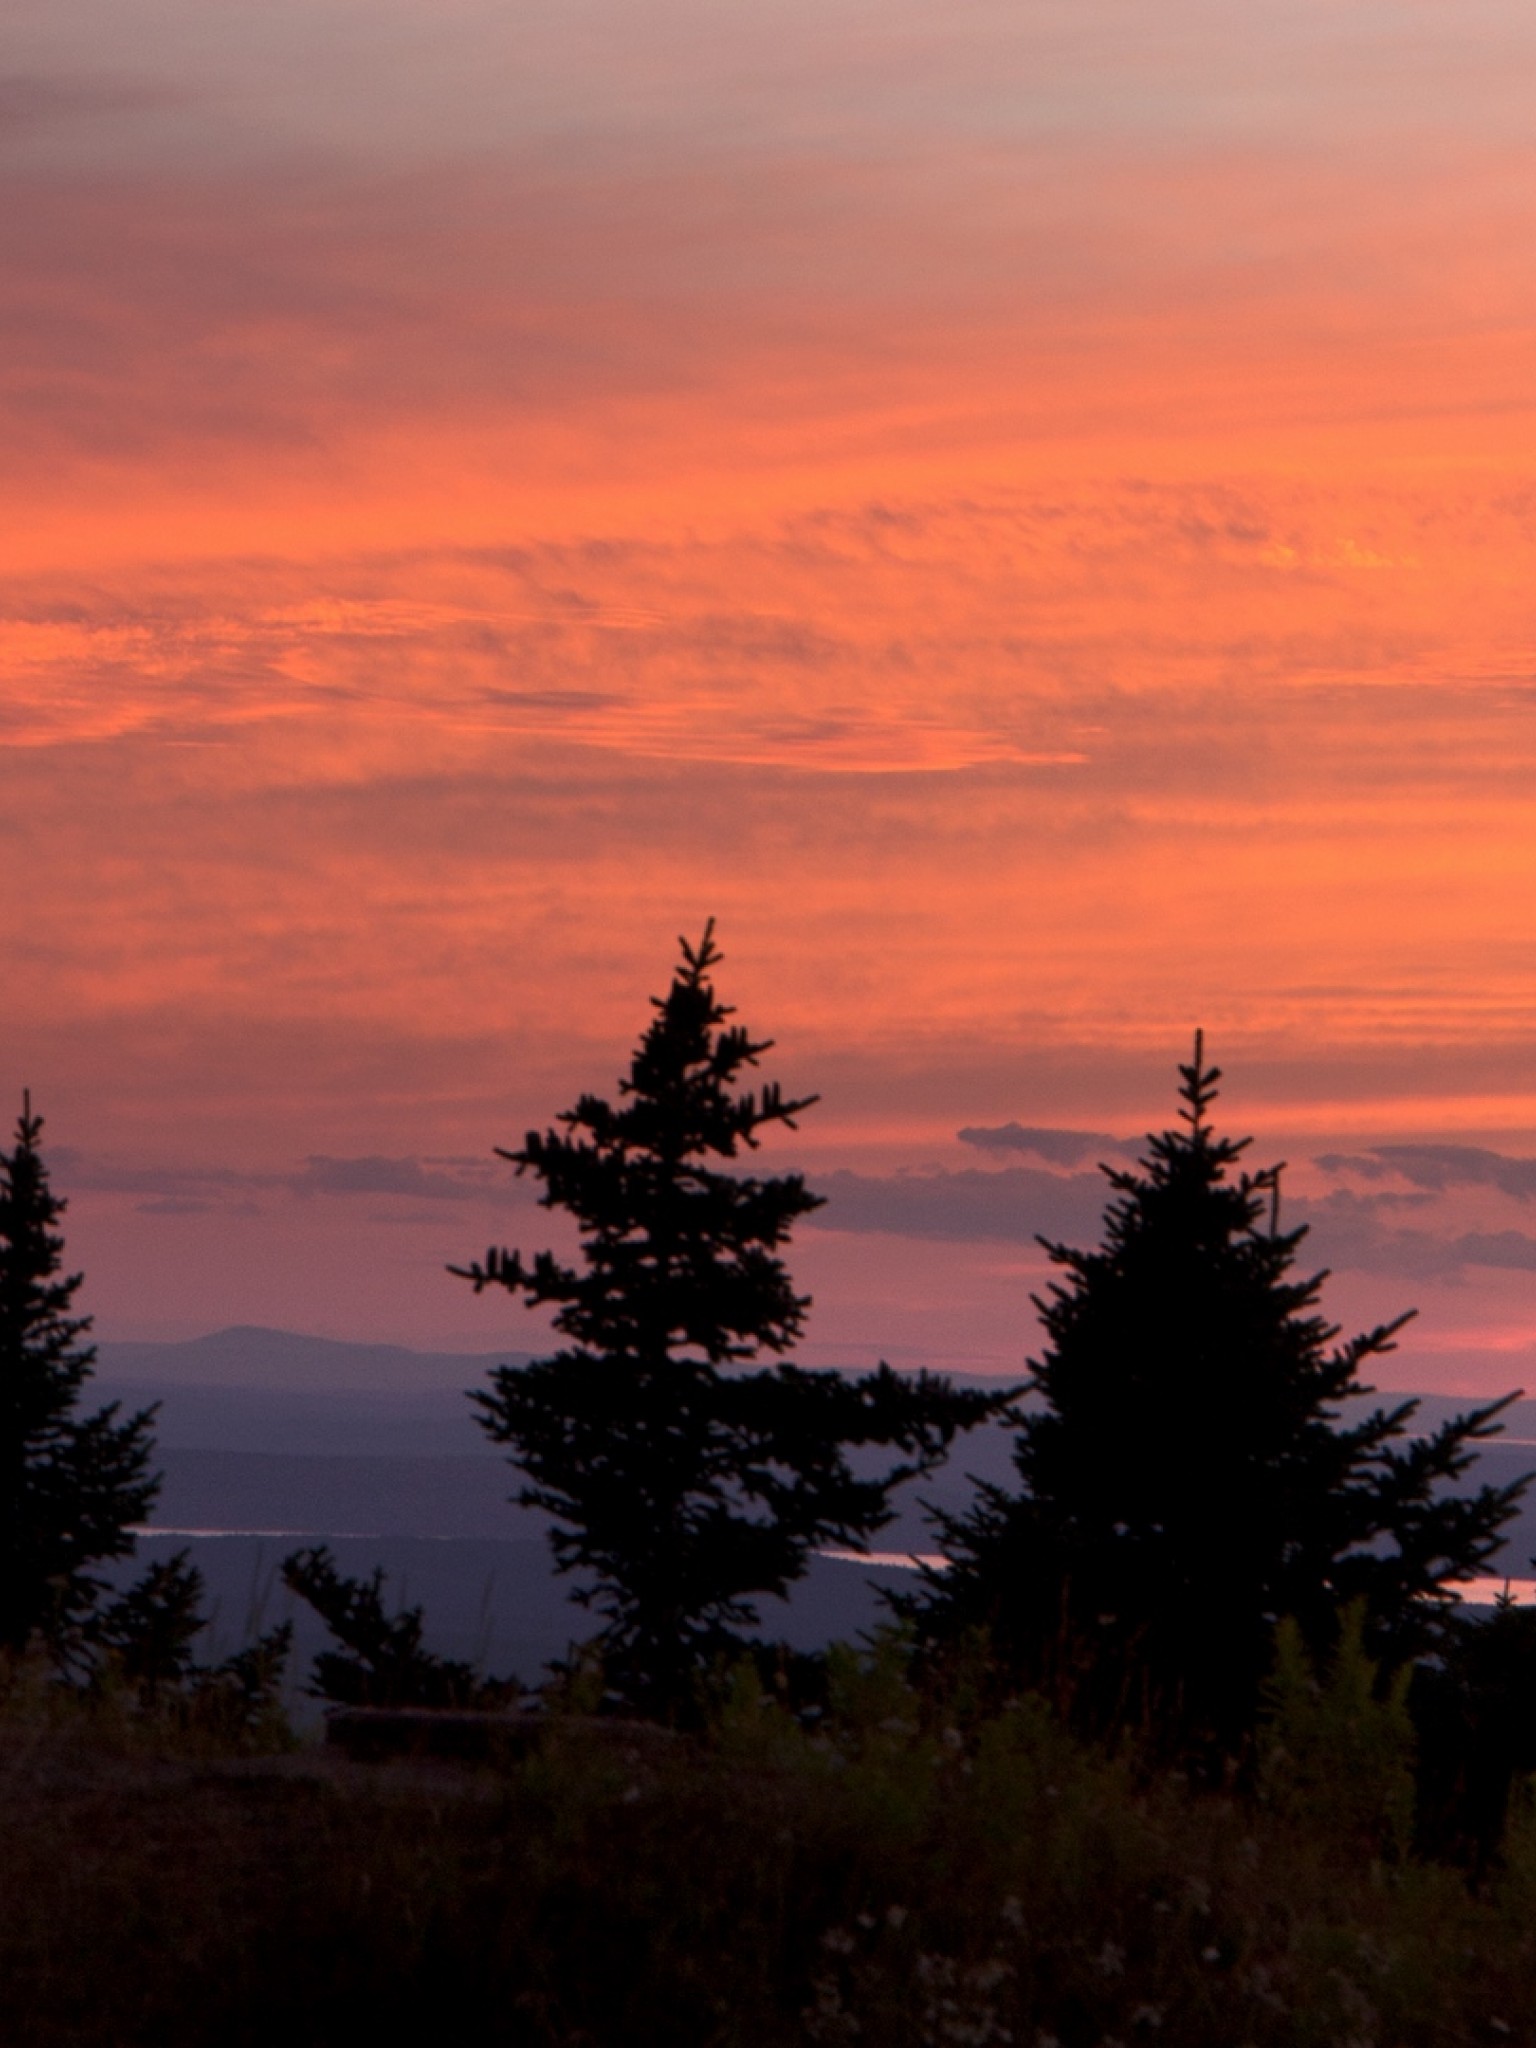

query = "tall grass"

[{"left": 1, "top": 1647, "right": 1533, "bottom": 2045}]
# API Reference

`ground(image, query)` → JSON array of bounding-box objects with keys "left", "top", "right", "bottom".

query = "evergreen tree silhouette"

[
  {"left": 281, "top": 1544, "right": 515, "bottom": 1708},
  {"left": 455, "top": 922, "right": 1002, "bottom": 1716},
  {"left": 94, "top": 1548, "right": 208, "bottom": 1703},
  {"left": 0, "top": 1095, "right": 160, "bottom": 1665},
  {"left": 908, "top": 1037, "right": 1526, "bottom": 1750}
]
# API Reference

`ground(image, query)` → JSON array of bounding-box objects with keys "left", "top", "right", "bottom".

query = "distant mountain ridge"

[
  {"left": 97, "top": 1324, "right": 530, "bottom": 1394},
  {"left": 94, "top": 1327, "right": 1536, "bottom": 1565},
  {"left": 98, "top": 1324, "right": 1536, "bottom": 1434},
  {"left": 79, "top": 1329, "right": 1536, "bottom": 1677}
]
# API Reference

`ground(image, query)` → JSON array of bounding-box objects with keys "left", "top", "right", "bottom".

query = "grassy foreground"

[{"left": 2, "top": 1665, "right": 1535, "bottom": 2047}]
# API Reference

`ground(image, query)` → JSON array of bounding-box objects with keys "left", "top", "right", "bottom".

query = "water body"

[{"left": 93, "top": 1333, "right": 1536, "bottom": 1701}]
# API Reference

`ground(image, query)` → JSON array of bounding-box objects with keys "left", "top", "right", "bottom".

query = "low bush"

[{"left": 2, "top": 1642, "right": 1535, "bottom": 2045}]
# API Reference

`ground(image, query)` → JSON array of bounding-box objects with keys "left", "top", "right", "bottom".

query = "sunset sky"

[{"left": 7, "top": 0, "right": 1536, "bottom": 1391}]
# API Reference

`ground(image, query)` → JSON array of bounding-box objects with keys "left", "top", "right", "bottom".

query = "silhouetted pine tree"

[
  {"left": 94, "top": 1550, "right": 206, "bottom": 1701},
  {"left": 907, "top": 1038, "right": 1527, "bottom": 1751},
  {"left": 84, "top": 1543, "right": 294, "bottom": 1727},
  {"left": 0, "top": 1095, "right": 160, "bottom": 1666},
  {"left": 281, "top": 1545, "right": 516, "bottom": 1708},
  {"left": 455, "top": 922, "right": 1002, "bottom": 1716}
]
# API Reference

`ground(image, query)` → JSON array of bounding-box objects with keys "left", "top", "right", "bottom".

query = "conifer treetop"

[
  {"left": 0, "top": 1090, "right": 97, "bottom": 1415},
  {"left": 0, "top": 1091, "right": 162, "bottom": 1662},
  {"left": 453, "top": 922, "right": 824, "bottom": 1367}
]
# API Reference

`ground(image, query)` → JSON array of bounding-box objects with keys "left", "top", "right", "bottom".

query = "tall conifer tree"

[
  {"left": 455, "top": 923, "right": 1002, "bottom": 1715},
  {"left": 909, "top": 1039, "right": 1526, "bottom": 1749},
  {"left": 0, "top": 1095, "right": 160, "bottom": 1663}
]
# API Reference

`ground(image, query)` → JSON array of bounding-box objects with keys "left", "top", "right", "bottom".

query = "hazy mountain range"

[{"left": 91, "top": 1326, "right": 1536, "bottom": 1692}]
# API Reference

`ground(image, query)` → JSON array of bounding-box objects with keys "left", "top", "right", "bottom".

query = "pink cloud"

[{"left": 5, "top": 0, "right": 1536, "bottom": 1370}]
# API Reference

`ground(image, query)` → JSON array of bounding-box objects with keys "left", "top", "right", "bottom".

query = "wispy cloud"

[
  {"left": 287, "top": 1155, "right": 497, "bottom": 1202},
  {"left": 0, "top": 73, "right": 176, "bottom": 128},
  {"left": 52, "top": 1150, "right": 520, "bottom": 1210},
  {"left": 956, "top": 1123, "right": 1131, "bottom": 1165},
  {"left": 1318, "top": 1145, "right": 1536, "bottom": 1202},
  {"left": 10, "top": 0, "right": 1536, "bottom": 1364},
  {"left": 805, "top": 1162, "right": 1536, "bottom": 1296},
  {"left": 1455, "top": 1231, "right": 1536, "bottom": 1272},
  {"left": 813, "top": 1166, "right": 1125, "bottom": 1245}
]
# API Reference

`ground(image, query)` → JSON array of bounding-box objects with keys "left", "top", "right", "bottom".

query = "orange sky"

[{"left": 6, "top": 0, "right": 1536, "bottom": 1386}]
